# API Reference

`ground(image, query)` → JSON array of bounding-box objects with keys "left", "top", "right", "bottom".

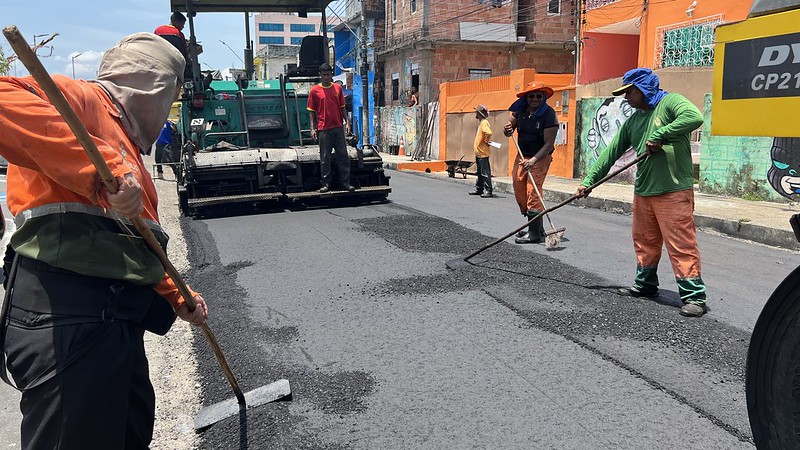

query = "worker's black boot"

[
  {"left": 515, "top": 210, "right": 543, "bottom": 244},
  {"left": 516, "top": 213, "right": 528, "bottom": 238}
]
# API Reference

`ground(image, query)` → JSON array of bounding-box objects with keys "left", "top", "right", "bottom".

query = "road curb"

[{"left": 384, "top": 163, "right": 799, "bottom": 250}]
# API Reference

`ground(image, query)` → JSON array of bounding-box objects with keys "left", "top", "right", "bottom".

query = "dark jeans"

[
  {"left": 318, "top": 127, "right": 350, "bottom": 187},
  {"left": 155, "top": 144, "right": 178, "bottom": 176},
  {"left": 475, "top": 156, "right": 493, "bottom": 193},
  {"left": 1, "top": 257, "right": 161, "bottom": 450}
]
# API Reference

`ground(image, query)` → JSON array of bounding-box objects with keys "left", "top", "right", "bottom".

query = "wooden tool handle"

[
  {"left": 3, "top": 25, "right": 246, "bottom": 404},
  {"left": 463, "top": 151, "right": 648, "bottom": 262}
]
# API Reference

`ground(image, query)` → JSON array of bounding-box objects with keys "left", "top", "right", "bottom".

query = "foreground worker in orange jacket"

[{"left": 0, "top": 33, "right": 208, "bottom": 449}]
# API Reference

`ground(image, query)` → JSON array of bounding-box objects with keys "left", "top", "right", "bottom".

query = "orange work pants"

[
  {"left": 632, "top": 189, "right": 702, "bottom": 281},
  {"left": 513, "top": 154, "right": 552, "bottom": 214}
]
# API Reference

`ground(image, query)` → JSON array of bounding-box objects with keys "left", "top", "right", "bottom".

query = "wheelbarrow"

[{"left": 445, "top": 157, "right": 474, "bottom": 179}]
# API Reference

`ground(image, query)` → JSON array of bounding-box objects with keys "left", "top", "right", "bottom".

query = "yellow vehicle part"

[{"left": 712, "top": 7, "right": 800, "bottom": 137}]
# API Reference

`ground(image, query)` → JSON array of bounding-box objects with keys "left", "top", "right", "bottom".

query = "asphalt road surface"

[{"left": 183, "top": 170, "right": 797, "bottom": 449}]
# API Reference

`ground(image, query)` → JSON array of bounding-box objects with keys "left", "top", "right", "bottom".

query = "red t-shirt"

[{"left": 307, "top": 83, "right": 345, "bottom": 131}]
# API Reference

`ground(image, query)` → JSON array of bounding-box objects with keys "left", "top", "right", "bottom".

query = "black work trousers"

[
  {"left": 1, "top": 257, "right": 158, "bottom": 450},
  {"left": 318, "top": 127, "right": 351, "bottom": 187},
  {"left": 475, "top": 156, "right": 493, "bottom": 194}
]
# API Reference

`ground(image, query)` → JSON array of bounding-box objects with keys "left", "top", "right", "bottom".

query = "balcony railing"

[{"left": 586, "top": 0, "right": 621, "bottom": 10}]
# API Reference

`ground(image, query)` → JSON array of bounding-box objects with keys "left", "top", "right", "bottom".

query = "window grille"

[
  {"left": 469, "top": 68, "right": 492, "bottom": 80},
  {"left": 547, "top": 0, "right": 560, "bottom": 15},
  {"left": 585, "top": 0, "right": 619, "bottom": 10},
  {"left": 655, "top": 15, "right": 723, "bottom": 68}
]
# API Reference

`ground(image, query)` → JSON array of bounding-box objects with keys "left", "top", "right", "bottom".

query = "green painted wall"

[{"left": 699, "top": 94, "right": 784, "bottom": 202}]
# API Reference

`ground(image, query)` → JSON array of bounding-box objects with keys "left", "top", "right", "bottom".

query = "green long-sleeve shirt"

[{"left": 581, "top": 93, "right": 703, "bottom": 196}]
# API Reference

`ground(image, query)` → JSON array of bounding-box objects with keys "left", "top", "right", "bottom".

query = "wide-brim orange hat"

[{"left": 516, "top": 81, "right": 554, "bottom": 99}]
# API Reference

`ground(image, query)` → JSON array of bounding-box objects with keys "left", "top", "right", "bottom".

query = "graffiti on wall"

[
  {"left": 583, "top": 96, "right": 637, "bottom": 183},
  {"left": 767, "top": 138, "right": 800, "bottom": 199},
  {"left": 377, "top": 106, "right": 419, "bottom": 153}
]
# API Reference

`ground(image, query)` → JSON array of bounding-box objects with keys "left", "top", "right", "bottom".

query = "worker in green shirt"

[{"left": 576, "top": 68, "right": 707, "bottom": 317}]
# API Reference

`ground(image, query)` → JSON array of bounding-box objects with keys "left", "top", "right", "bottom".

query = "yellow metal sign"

[{"left": 712, "top": 7, "right": 800, "bottom": 137}]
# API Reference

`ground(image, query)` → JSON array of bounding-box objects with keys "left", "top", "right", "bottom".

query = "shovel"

[
  {"left": 446, "top": 152, "right": 647, "bottom": 269},
  {"left": 3, "top": 25, "right": 290, "bottom": 430}
]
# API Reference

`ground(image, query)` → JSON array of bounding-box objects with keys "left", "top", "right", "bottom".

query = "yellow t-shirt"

[{"left": 474, "top": 119, "right": 492, "bottom": 158}]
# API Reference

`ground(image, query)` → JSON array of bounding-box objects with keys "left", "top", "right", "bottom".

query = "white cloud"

[{"left": 60, "top": 50, "right": 104, "bottom": 80}]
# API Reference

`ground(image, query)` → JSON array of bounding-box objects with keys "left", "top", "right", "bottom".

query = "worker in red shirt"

[
  {"left": 307, "top": 63, "right": 354, "bottom": 192},
  {"left": 154, "top": 11, "right": 200, "bottom": 82}
]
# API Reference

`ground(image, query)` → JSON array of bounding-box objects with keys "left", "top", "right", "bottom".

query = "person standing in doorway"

[
  {"left": 575, "top": 67, "right": 707, "bottom": 317},
  {"left": 469, "top": 104, "right": 493, "bottom": 198},
  {"left": 308, "top": 63, "right": 354, "bottom": 192},
  {"left": 503, "top": 82, "right": 558, "bottom": 244},
  {"left": 407, "top": 87, "right": 418, "bottom": 107}
]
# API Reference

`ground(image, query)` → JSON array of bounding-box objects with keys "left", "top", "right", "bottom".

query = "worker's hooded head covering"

[
  {"left": 94, "top": 32, "right": 185, "bottom": 152},
  {"left": 612, "top": 67, "right": 668, "bottom": 109}
]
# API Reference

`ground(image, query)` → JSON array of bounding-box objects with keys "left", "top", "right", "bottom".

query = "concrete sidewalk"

[{"left": 379, "top": 153, "right": 800, "bottom": 250}]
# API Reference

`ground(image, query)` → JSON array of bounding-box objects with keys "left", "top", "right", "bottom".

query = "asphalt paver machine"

[
  {"left": 170, "top": 0, "right": 390, "bottom": 217},
  {"left": 713, "top": 0, "right": 800, "bottom": 447}
]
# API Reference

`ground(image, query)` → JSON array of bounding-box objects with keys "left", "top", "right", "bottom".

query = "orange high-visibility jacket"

[{"left": 0, "top": 75, "right": 192, "bottom": 307}]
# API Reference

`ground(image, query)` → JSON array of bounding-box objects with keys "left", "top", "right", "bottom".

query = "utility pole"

[
  {"left": 575, "top": 0, "right": 583, "bottom": 84},
  {"left": 71, "top": 52, "right": 82, "bottom": 79},
  {"left": 359, "top": 0, "right": 370, "bottom": 147}
]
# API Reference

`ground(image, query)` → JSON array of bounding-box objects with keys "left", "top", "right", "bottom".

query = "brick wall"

[
  {"left": 386, "top": 0, "right": 515, "bottom": 47},
  {"left": 518, "top": 0, "right": 578, "bottom": 43}
]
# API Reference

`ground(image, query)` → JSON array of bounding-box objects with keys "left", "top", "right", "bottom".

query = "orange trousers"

[
  {"left": 512, "top": 154, "right": 552, "bottom": 214},
  {"left": 632, "top": 190, "right": 702, "bottom": 280}
]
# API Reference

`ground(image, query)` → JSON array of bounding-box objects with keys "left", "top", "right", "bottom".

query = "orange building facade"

[
  {"left": 436, "top": 69, "right": 576, "bottom": 178},
  {"left": 580, "top": 0, "right": 753, "bottom": 85}
]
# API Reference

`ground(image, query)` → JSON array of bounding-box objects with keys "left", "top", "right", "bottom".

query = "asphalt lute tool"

[
  {"left": 4, "top": 25, "right": 290, "bottom": 430},
  {"left": 446, "top": 151, "right": 648, "bottom": 269}
]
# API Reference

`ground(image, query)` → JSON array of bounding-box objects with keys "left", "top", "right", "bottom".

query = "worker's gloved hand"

[
  {"left": 645, "top": 140, "right": 662, "bottom": 155},
  {"left": 107, "top": 173, "right": 143, "bottom": 218},
  {"left": 575, "top": 185, "right": 591, "bottom": 198},
  {"left": 503, "top": 122, "right": 515, "bottom": 137},
  {"left": 176, "top": 294, "right": 208, "bottom": 325}
]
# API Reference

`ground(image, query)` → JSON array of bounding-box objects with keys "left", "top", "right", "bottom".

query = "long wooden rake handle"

[
  {"left": 462, "top": 151, "right": 648, "bottom": 262},
  {"left": 510, "top": 134, "right": 559, "bottom": 231},
  {"left": 3, "top": 26, "right": 246, "bottom": 404}
]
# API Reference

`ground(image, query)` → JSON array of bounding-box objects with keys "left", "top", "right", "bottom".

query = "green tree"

[{"left": 0, "top": 43, "right": 11, "bottom": 75}]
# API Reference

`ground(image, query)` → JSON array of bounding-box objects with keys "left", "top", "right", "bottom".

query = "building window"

[
  {"left": 290, "top": 24, "right": 315, "bottom": 33},
  {"left": 258, "top": 23, "right": 284, "bottom": 32},
  {"left": 290, "top": 37, "right": 303, "bottom": 45},
  {"left": 657, "top": 17, "right": 721, "bottom": 68},
  {"left": 392, "top": 0, "right": 397, "bottom": 21},
  {"left": 259, "top": 36, "right": 284, "bottom": 45},
  {"left": 391, "top": 73, "right": 400, "bottom": 101},
  {"left": 547, "top": 0, "right": 560, "bottom": 15},
  {"left": 469, "top": 68, "right": 492, "bottom": 80},
  {"left": 411, "top": 0, "right": 417, "bottom": 13}
]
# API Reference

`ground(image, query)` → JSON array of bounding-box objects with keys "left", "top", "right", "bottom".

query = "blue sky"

[{"left": 1, "top": 0, "right": 324, "bottom": 79}]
